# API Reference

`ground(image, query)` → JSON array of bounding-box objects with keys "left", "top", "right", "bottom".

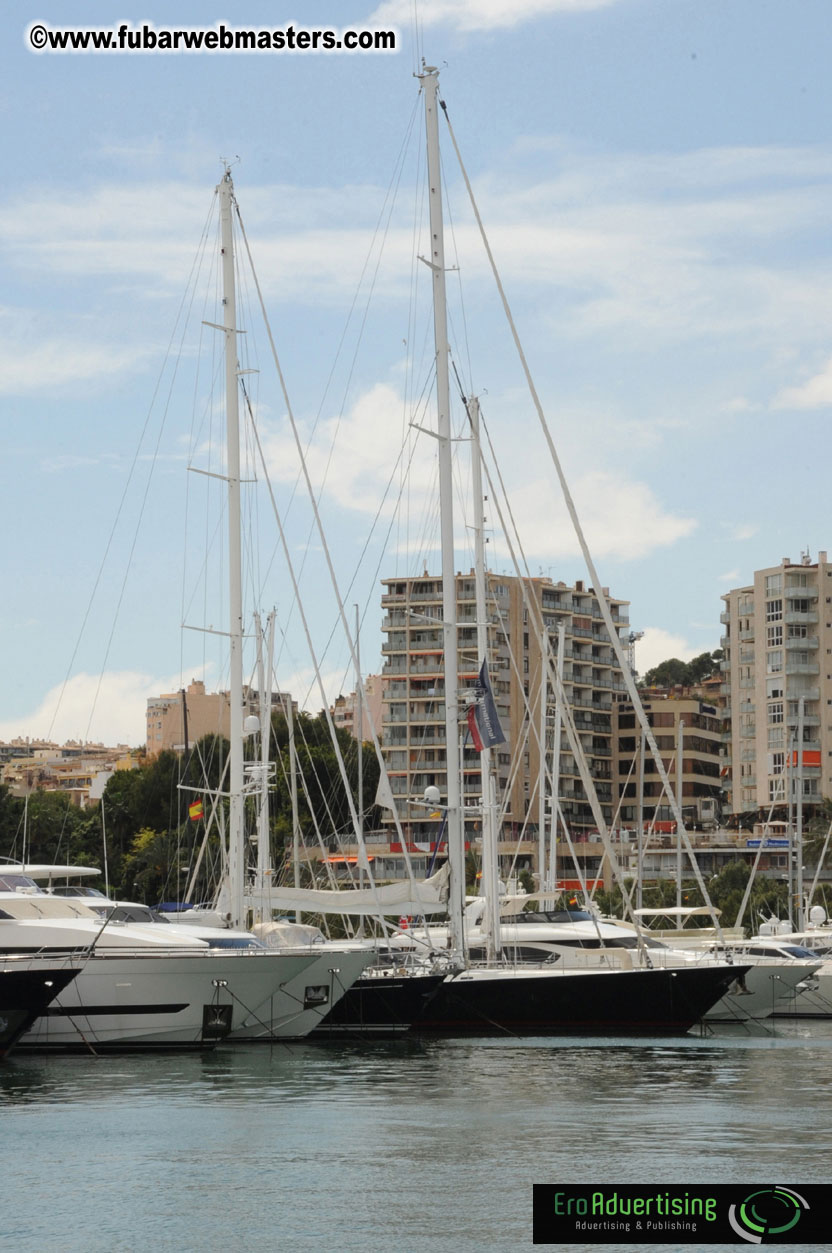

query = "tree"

[{"left": 641, "top": 649, "right": 723, "bottom": 689}]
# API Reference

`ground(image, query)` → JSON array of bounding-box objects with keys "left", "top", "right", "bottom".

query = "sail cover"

[{"left": 254, "top": 864, "right": 450, "bottom": 916}]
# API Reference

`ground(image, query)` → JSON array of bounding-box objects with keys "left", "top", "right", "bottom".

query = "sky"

[{"left": 3, "top": 0, "right": 832, "bottom": 747}]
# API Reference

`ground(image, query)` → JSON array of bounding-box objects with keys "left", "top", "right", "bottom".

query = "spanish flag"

[{"left": 188, "top": 800, "right": 204, "bottom": 822}]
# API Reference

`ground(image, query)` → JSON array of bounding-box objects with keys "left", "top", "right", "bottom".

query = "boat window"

[
  {"left": 109, "top": 905, "right": 155, "bottom": 923},
  {"left": 203, "top": 937, "right": 265, "bottom": 950},
  {"left": 0, "top": 874, "right": 38, "bottom": 891},
  {"left": 51, "top": 886, "right": 107, "bottom": 898},
  {"left": 780, "top": 944, "right": 817, "bottom": 959}
]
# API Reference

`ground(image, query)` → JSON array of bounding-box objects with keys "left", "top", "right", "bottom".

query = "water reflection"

[{"left": 4, "top": 1025, "right": 832, "bottom": 1252}]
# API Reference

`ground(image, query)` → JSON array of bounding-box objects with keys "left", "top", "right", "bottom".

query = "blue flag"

[{"left": 467, "top": 660, "right": 506, "bottom": 752}]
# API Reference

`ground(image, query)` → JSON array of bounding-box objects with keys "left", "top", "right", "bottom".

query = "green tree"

[{"left": 641, "top": 649, "right": 723, "bottom": 688}]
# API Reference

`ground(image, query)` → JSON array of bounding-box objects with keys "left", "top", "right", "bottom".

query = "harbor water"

[{"left": 2, "top": 1021, "right": 831, "bottom": 1253}]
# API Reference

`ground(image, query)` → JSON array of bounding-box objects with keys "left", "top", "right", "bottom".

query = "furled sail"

[{"left": 252, "top": 863, "right": 450, "bottom": 917}]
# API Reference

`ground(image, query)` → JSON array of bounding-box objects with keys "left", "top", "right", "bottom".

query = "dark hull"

[
  {"left": 313, "top": 964, "right": 748, "bottom": 1039},
  {"left": 311, "top": 971, "right": 448, "bottom": 1038},
  {"left": 0, "top": 961, "right": 79, "bottom": 1058}
]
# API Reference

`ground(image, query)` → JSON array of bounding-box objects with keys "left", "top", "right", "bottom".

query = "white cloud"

[
  {"left": 0, "top": 308, "right": 147, "bottom": 394},
  {"left": 2, "top": 144, "right": 832, "bottom": 368},
  {"left": 372, "top": 0, "right": 625, "bottom": 32},
  {"left": 499, "top": 471, "right": 697, "bottom": 562},
  {"left": 772, "top": 354, "right": 832, "bottom": 409},
  {"left": 0, "top": 668, "right": 210, "bottom": 748},
  {"left": 258, "top": 381, "right": 696, "bottom": 563},
  {"left": 635, "top": 628, "right": 697, "bottom": 675},
  {"left": 718, "top": 569, "right": 740, "bottom": 584},
  {"left": 260, "top": 380, "right": 434, "bottom": 516}
]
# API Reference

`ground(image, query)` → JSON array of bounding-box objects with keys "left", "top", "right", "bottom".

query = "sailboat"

[
  {"left": 309, "top": 67, "right": 747, "bottom": 1037},
  {"left": 149, "top": 167, "right": 376, "bottom": 1039}
]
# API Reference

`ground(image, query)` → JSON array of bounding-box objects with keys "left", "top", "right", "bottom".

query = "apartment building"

[
  {"left": 379, "top": 570, "right": 629, "bottom": 846},
  {"left": 331, "top": 675, "right": 384, "bottom": 742},
  {"left": 1, "top": 741, "right": 138, "bottom": 806},
  {"left": 146, "top": 678, "right": 295, "bottom": 756},
  {"left": 614, "top": 692, "right": 725, "bottom": 829},
  {"left": 720, "top": 550, "right": 832, "bottom": 814}
]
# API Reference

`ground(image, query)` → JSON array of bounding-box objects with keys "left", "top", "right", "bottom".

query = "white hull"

[
  {"left": 20, "top": 948, "right": 320, "bottom": 1049},
  {"left": 703, "top": 961, "right": 817, "bottom": 1021},
  {"left": 228, "top": 947, "right": 375, "bottom": 1040},
  {"left": 771, "top": 962, "right": 832, "bottom": 1018}
]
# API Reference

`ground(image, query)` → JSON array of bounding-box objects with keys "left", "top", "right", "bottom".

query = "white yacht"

[
  {"left": 386, "top": 902, "right": 818, "bottom": 1022},
  {"left": 0, "top": 867, "right": 350, "bottom": 1049},
  {"left": 20, "top": 868, "right": 374, "bottom": 1043}
]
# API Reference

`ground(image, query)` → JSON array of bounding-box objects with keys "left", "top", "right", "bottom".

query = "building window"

[
  {"left": 767, "top": 726, "right": 784, "bottom": 747},
  {"left": 768, "top": 702, "right": 784, "bottom": 724},
  {"left": 767, "top": 650, "right": 783, "bottom": 674},
  {"left": 766, "top": 678, "right": 784, "bottom": 699},
  {"left": 765, "top": 574, "right": 783, "bottom": 594},
  {"left": 765, "top": 599, "right": 783, "bottom": 622},
  {"left": 766, "top": 624, "right": 783, "bottom": 647}
]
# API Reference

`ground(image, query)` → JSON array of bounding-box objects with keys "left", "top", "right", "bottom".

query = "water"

[{"left": 2, "top": 1022, "right": 832, "bottom": 1253}]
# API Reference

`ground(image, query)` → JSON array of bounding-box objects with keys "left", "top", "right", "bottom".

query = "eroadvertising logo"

[
  {"left": 533, "top": 1184, "right": 824, "bottom": 1245},
  {"left": 727, "top": 1188, "right": 810, "bottom": 1244}
]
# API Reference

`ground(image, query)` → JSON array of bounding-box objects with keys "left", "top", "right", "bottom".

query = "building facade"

[
  {"left": 146, "top": 679, "right": 294, "bottom": 756},
  {"left": 331, "top": 675, "right": 384, "bottom": 742},
  {"left": 614, "top": 692, "right": 725, "bottom": 829},
  {"left": 379, "top": 570, "right": 629, "bottom": 848},
  {"left": 1, "top": 741, "right": 138, "bottom": 806},
  {"left": 720, "top": 550, "right": 832, "bottom": 814}
]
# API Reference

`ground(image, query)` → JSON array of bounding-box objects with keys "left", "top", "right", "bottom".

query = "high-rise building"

[
  {"left": 146, "top": 679, "right": 294, "bottom": 756},
  {"left": 379, "top": 570, "right": 629, "bottom": 844},
  {"left": 613, "top": 693, "right": 724, "bottom": 829},
  {"left": 720, "top": 550, "right": 832, "bottom": 814},
  {"left": 331, "top": 675, "right": 384, "bottom": 742}
]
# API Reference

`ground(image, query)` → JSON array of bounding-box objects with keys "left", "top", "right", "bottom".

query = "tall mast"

[
  {"left": 796, "top": 695, "right": 805, "bottom": 931},
  {"left": 253, "top": 611, "right": 276, "bottom": 922},
  {"left": 218, "top": 168, "right": 245, "bottom": 930},
  {"left": 469, "top": 397, "right": 500, "bottom": 960},
  {"left": 421, "top": 66, "right": 465, "bottom": 955}
]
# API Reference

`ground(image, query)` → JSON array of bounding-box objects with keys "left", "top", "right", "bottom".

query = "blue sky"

[{"left": 3, "top": 0, "right": 832, "bottom": 746}]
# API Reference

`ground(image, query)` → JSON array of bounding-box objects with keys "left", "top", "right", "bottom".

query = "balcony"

[
  {"left": 786, "top": 710, "right": 819, "bottom": 726},
  {"left": 720, "top": 611, "right": 731, "bottom": 625},
  {"left": 381, "top": 638, "right": 407, "bottom": 654},
  {"left": 739, "top": 628, "right": 755, "bottom": 643},
  {"left": 784, "top": 586, "right": 818, "bottom": 601},
  {"left": 785, "top": 661, "right": 819, "bottom": 676},
  {"left": 785, "top": 610, "right": 818, "bottom": 626},
  {"left": 785, "top": 635, "right": 819, "bottom": 650}
]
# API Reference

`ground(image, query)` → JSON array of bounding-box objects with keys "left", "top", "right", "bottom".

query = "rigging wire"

[
  {"left": 440, "top": 96, "right": 727, "bottom": 942},
  {"left": 45, "top": 191, "right": 218, "bottom": 746}
]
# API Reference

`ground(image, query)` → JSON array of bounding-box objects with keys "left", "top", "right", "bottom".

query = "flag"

[
  {"left": 467, "top": 660, "right": 506, "bottom": 753},
  {"left": 373, "top": 769, "right": 396, "bottom": 812},
  {"left": 188, "top": 800, "right": 204, "bottom": 822}
]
